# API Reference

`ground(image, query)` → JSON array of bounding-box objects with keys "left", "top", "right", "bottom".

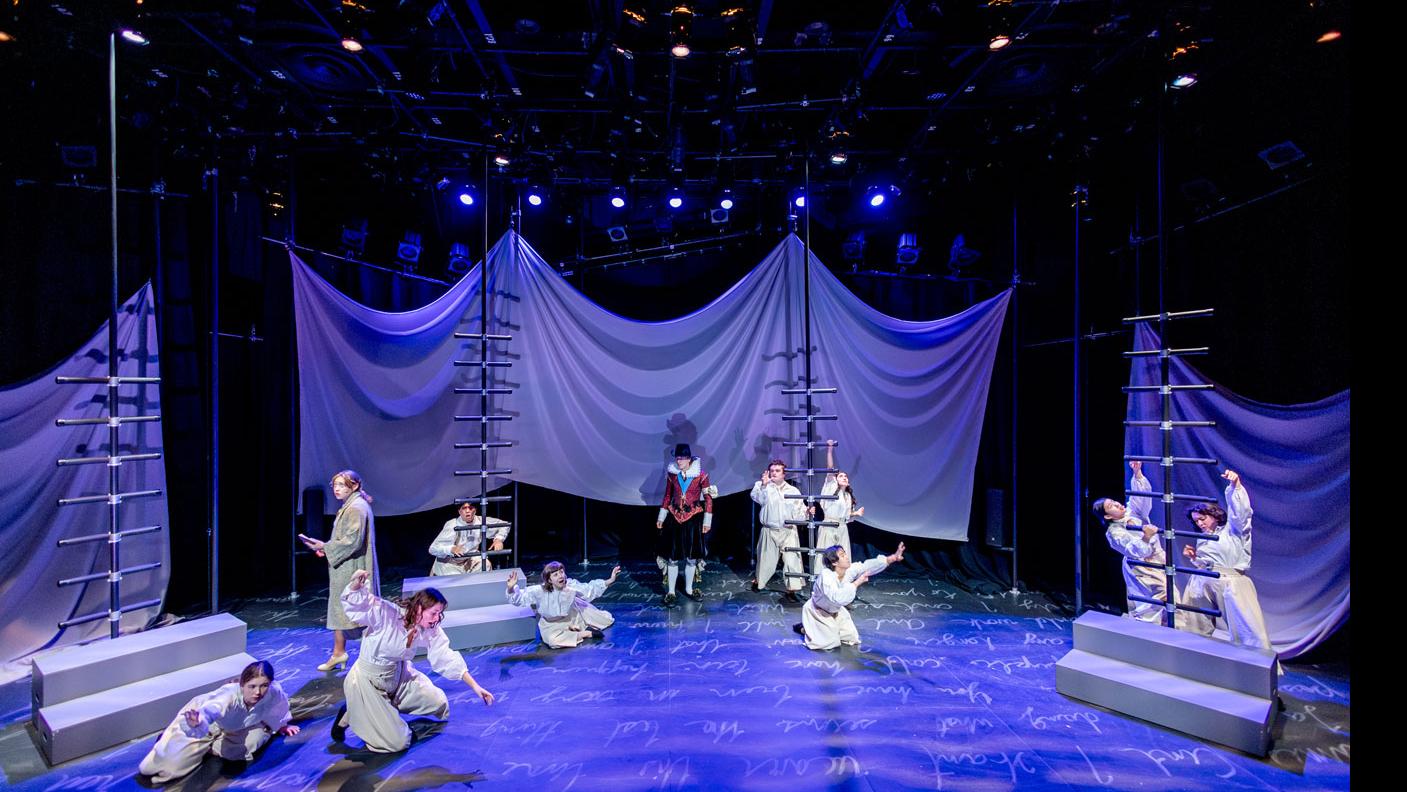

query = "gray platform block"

[
  {"left": 1071, "top": 610, "right": 1277, "bottom": 698},
  {"left": 434, "top": 604, "right": 538, "bottom": 650},
  {"left": 1057, "top": 648, "right": 1273, "bottom": 756},
  {"left": 402, "top": 568, "right": 521, "bottom": 610},
  {"left": 32, "top": 613, "right": 248, "bottom": 713},
  {"left": 37, "top": 651, "right": 257, "bottom": 765}
]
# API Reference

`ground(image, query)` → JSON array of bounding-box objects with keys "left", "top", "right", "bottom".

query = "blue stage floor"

[{"left": 0, "top": 561, "right": 1350, "bottom": 791}]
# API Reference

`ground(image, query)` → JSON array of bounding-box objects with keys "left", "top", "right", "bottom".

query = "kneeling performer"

[{"left": 796, "top": 542, "right": 905, "bottom": 650}]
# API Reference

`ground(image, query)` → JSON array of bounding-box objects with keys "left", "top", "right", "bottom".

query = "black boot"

[{"left": 329, "top": 705, "right": 348, "bottom": 742}]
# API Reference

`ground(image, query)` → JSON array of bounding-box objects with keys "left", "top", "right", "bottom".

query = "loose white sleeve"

[
  {"left": 485, "top": 517, "right": 511, "bottom": 543},
  {"left": 845, "top": 555, "right": 890, "bottom": 582},
  {"left": 341, "top": 582, "right": 397, "bottom": 631},
  {"left": 507, "top": 584, "right": 542, "bottom": 609},
  {"left": 425, "top": 626, "right": 469, "bottom": 680},
  {"left": 180, "top": 687, "right": 234, "bottom": 738},
  {"left": 429, "top": 520, "right": 460, "bottom": 559},
  {"left": 570, "top": 578, "right": 609, "bottom": 602},
  {"left": 1128, "top": 473, "right": 1153, "bottom": 527},
  {"left": 1106, "top": 525, "right": 1155, "bottom": 560},
  {"left": 1226, "top": 482, "right": 1253, "bottom": 542},
  {"left": 750, "top": 480, "right": 768, "bottom": 505},
  {"left": 258, "top": 682, "right": 292, "bottom": 730}
]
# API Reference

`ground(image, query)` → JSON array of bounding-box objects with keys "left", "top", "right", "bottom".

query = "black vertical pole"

[
  {"left": 1072, "top": 186, "right": 1084, "bottom": 615},
  {"left": 107, "top": 32, "right": 122, "bottom": 639},
  {"left": 1009, "top": 199, "right": 1020, "bottom": 594},
  {"left": 1156, "top": 87, "right": 1176, "bottom": 628},
  {"left": 209, "top": 164, "right": 220, "bottom": 616}
]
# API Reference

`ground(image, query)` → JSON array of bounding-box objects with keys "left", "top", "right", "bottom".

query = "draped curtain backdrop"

[
  {"left": 1125, "top": 324, "right": 1349, "bottom": 657},
  {"left": 0, "top": 284, "right": 170, "bottom": 682},
  {"left": 295, "top": 232, "right": 1009, "bottom": 541}
]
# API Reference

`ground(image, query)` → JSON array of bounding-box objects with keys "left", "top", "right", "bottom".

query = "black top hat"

[{"left": 672, "top": 443, "right": 693, "bottom": 459}]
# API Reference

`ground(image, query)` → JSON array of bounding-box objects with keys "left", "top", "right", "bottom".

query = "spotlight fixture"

[
  {"left": 1170, "top": 73, "right": 1198, "bottom": 89},
  {"left": 607, "top": 225, "right": 629, "bottom": 242},
  {"left": 120, "top": 29, "right": 150, "bottom": 46},
  {"left": 670, "top": 5, "right": 694, "bottom": 58},
  {"left": 717, "top": 188, "right": 735, "bottom": 210},
  {"left": 447, "top": 242, "right": 472, "bottom": 274},
  {"left": 397, "top": 231, "right": 423, "bottom": 267},
  {"left": 340, "top": 36, "right": 363, "bottom": 52},
  {"left": 896, "top": 232, "right": 921, "bottom": 266},
  {"left": 988, "top": 34, "right": 1011, "bottom": 51},
  {"left": 792, "top": 191, "right": 806, "bottom": 209},
  {"left": 710, "top": 207, "right": 731, "bottom": 224},
  {"left": 667, "top": 187, "right": 684, "bottom": 209},
  {"left": 829, "top": 149, "right": 849, "bottom": 166},
  {"left": 0, "top": 31, "right": 14, "bottom": 43},
  {"left": 526, "top": 186, "right": 545, "bottom": 206},
  {"left": 609, "top": 185, "right": 627, "bottom": 208},
  {"left": 868, "top": 190, "right": 886, "bottom": 208},
  {"left": 457, "top": 185, "right": 476, "bottom": 206},
  {"left": 842, "top": 231, "right": 866, "bottom": 262},
  {"left": 340, "top": 220, "right": 369, "bottom": 258},
  {"left": 493, "top": 152, "right": 512, "bottom": 167},
  {"left": 1316, "top": 29, "right": 1342, "bottom": 44},
  {"left": 866, "top": 184, "right": 900, "bottom": 208}
]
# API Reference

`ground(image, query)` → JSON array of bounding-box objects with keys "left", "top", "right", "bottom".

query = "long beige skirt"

[
  {"left": 539, "top": 606, "right": 615, "bottom": 649},
  {"left": 339, "top": 658, "right": 450, "bottom": 753}
]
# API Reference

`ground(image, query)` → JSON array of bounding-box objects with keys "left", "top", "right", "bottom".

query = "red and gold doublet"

[{"left": 662, "top": 470, "right": 713, "bottom": 525}]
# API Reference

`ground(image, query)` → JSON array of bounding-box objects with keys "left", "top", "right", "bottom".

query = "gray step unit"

[
  {"left": 1057, "top": 648, "right": 1273, "bottom": 756},
  {"left": 38, "top": 652, "right": 258, "bottom": 765},
  {"left": 1071, "top": 610, "right": 1277, "bottom": 698},
  {"left": 437, "top": 604, "right": 539, "bottom": 650},
  {"left": 402, "top": 568, "right": 519, "bottom": 610},
  {"left": 31, "top": 612, "right": 247, "bottom": 717}
]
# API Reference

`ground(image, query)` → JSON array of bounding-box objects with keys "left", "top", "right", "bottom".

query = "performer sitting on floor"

[
  {"left": 329, "top": 569, "right": 494, "bottom": 752},
  {"left": 506, "top": 561, "right": 620, "bottom": 648},
  {"left": 794, "top": 542, "right": 906, "bottom": 650},
  {"left": 429, "top": 500, "right": 510, "bottom": 575},
  {"left": 815, "top": 440, "right": 865, "bottom": 575},
  {"left": 655, "top": 443, "right": 715, "bottom": 605},
  {"left": 751, "top": 459, "right": 812, "bottom": 602},
  {"left": 1182, "top": 470, "right": 1277, "bottom": 654},
  {"left": 138, "top": 660, "right": 298, "bottom": 783}
]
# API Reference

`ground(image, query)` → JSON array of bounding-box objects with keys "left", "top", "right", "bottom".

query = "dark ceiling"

[{"left": 0, "top": 1, "right": 1350, "bottom": 270}]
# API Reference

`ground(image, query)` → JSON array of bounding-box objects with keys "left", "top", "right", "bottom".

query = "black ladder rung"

[
  {"left": 1126, "top": 593, "right": 1223, "bottom": 618},
  {"left": 784, "top": 519, "right": 840, "bottom": 527},
  {"left": 57, "top": 453, "right": 162, "bottom": 467},
  {"left": 454, "top": 469, "right": 513, "bottom": 476},
  {"left": 453, "top": 415, "right": 513, "bottom": 422},
  {"left": 453, "top": 360, "right": 513, "bottom": 367},
  {"left": 1122, "top": 308, "right": 1214, "bottom": 324},
  {"left": 782, "top": 441, "right": 837, "bottom": 448},
  {"left": 56, "top": 375, "right": 163, "bottom": 384},
  {"left": 1123, "top": 455, "right": 1219, "bottom": 465},
  {"left": 453, "top": 332, "right": 514, "bottom": 341},
  {"left": 455, "top": 495, "right": 515, "bottom": 504},
  {"left": 781, "top": 387, "right": 838, "bottom": 395},
  {"left": 452, "top": 522, "right": 515, "bottom": 531},
  {"left": 58, "top": 525, "right": 162, "bottom": 546},
  {"left": 58, "top": 489, "right": 163, "bottom": 506},
  {"left": 1123, "top": 489, "right": 1222, "bottom": 502},
  {"left": 1125, "top": 559, "right": 1222, "bottom": 578},
  {"left": 59, "top": 561, "right": 162, "bottom": 587},
  {"left": 1121, "top": 384, "right": 1215, "bottom": 393},
  {"left": 56, "top": 415, "right": 161, "bottom": 427},
  {"left": 783, "top": 493, "right": 838, "bottom": 500},
  {"left": 58, "top": 597, "right": 163, "bottom": 629},
  {"left": 1123, "top": 420, "right": 1217, "bottom": 428},
  {"left": 454, "top": 387, "right": 514, "bottom": 395},
  {"left": 454, "top": 441, "right": 515, "bottom": 449},
  {"left": 1123, "top": 348, "right": 1210, "bottom": 358},
  {"left": 781, "top": 415, "right": 839, "bottom": 422}
]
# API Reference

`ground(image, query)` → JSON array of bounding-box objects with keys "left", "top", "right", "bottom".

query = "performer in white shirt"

[
  {"left": 329, "top": 569, "right": 494, "bottom": 752},
  {"left": 815, "top": 440, "right": 865, "bottom": 574},
  {"left": 429, "top": 501, "right": 510, "bottom": 575},
  {"left": 1182, "top": 470, "right": 1275, "bottom": 653},
  {"left": 138, "top": 660, "right": 298, "bottom": 783},
  {"left": 506, "top": 561, "right": 621, "bottom": 648},
  {"left": 751, "top": 459, "right": 812, "bottom": 601},
  {"left": 795, "top": 542, "right": 906, "bottom": 650}
]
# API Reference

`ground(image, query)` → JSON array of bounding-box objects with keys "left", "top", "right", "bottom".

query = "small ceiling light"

[
  {"left": 1170, "top": 73, "right": 1198, "bottom": 89},
  {"left": 829, "top": 149, "right": 848, "bottom": 166},
  {"left": 609, "top": 186, "right": 627, "bottom": 208},
  {"left": 0, "top": 31, "right": 15, "bottom": 43},
  {"left": 527, "top": 186, "right": 544, "bottom": 206},
  {"left": 120, "top": 29, "right": 150, "bottom": 46},
  {"left": 1317, "top": 30, "right": 1342, "bottom": 44},
  {"left": 667, "top": 187, "right": 684, "bottom": 209},
  {"left": 458, "top": 187, "right": 475, "bottom": 206},
  {"left": 868, "top": 189, "right": 886, "bottom": 208},
  {"left": 493, "top": 152, "right": 512, "bottom": 167},
  {"left": 988, "top": 34, "right": 1011, "bottom": 51},
  {"left": 341, "top": 36, "right": 363, "bottom": 52},
  {"left": 670, "top": 5, "right": 693, "bottom": 58},
  {"left": 718, "top": 188, "right": 735, "bottom": 210}
]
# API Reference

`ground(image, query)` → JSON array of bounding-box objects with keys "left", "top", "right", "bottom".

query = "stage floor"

[{"left": 0, "top": 560, "right": 1349, "bottom": 791}]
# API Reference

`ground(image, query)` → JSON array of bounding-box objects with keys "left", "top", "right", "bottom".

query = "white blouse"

[
  {"left": 341, "top": 583, "right": 468, "bottom": 679},
  {"left": 179, "top": 681, "right": 291, "bottom": 738},
  {"left": 819, "top": 475, "right": 853, "bottom": 524},
  {"left": 507, "top": 578, "right": 608, "bottom": 618},
  {"left": 810, "top": 555, "right": 889, "bottom": 614},
  {"left": 1193, "top": 483, "right": 1254, "bottom": 572},
  {"left": 751, "top": 480, "right": 806, "bottom": 528}
]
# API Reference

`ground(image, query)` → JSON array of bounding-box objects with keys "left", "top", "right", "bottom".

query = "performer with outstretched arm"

[
  {"left": 815, "top": 440, "right": 864, "bottom": 574},
  {"left": 507, "top": 561, "right": 621, "bottom": 648},
  {"left": 1182, "top": 470, "right": 1276, "bottom": 654},
  {"left": 795, "top": 542, "right": 906, "bottom": 650}
]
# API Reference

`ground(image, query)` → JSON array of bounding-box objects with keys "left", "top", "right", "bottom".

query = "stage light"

[
  {"left": 718, "top": 188, "right": 735, "bottom": 210},
  {"left": 0, "top": 31, "right": 15, "bottom": 43},
  {"left": 609, "top": 186, "right": 627, "bottom": 208},
  {"left": 397, "top": 231, "right": 423, "bottom": 266},
  {"left": 896, "top": 232, "right": 921, "bottom": 265},
  {"left": 670, "top": 5, "right": 693, "bottom": 58},
  {"left": 794, "top": 193, "right": 806, "bottom": 208},
  {"left": 668, "top": 187, "right": 684, "bottom": 209},
  {"left": 493, "top": 152, "right": 512, "bottom": 167},
  {"left": 1170, "top": 73, "right": 1197, "bottom": 89},
  {"left": 607, "top": 225, "right": 629, "bottom": 242},
  {"left": 829, "top": 149, "right": 848, "bottom": 166},
  {"left": 988, "top": 34, "right": 1010, "bottom": 51},
  {"left": 447, "top": 242, "right": 472, "bottom": 274},
  {"left": 458, "top": 186, "right": 475, "bottom": 206},
  {"left": 867, "top": 183, "right": 900, "bottom": 207},
  {"left": 842, "top": 231, "right": 866, "bottom": 262},
  {"left": 1317, "top": 29, "right": 1342, "bottom": 44},
  {"left": 340, "top": 220, "right": 368, "bottom": 258},
  {"left": 526, "top": 186, "right": 545, "bottom": 206},
  {"left": 341, "top": 36, "right": 363, "bottom": 52},
  {"left": 120, "top": 29, "right": 150, "bottom": 46}
]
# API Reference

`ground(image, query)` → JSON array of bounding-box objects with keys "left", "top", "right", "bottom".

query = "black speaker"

[{"left": 984, "top": 488, "right": 1008, "bottom": 548}]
